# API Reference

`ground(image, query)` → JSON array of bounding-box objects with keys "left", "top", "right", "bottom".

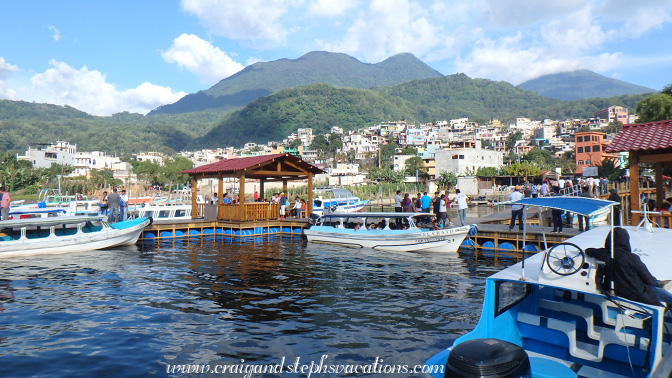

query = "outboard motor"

[
  {"left": 446, "top": 338, "right": 530, "bottom": 378},
  {"left": 308, "top": 213, "right": 320, "bottom": 226}
]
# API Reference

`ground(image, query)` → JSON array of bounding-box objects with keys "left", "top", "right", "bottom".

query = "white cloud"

[
  {"left": 180, "top": 0, "right": 293, "bottom": 47},
  {"left": 0, "top": 57, "right": 19, "bottom": 98},
  {"left": 480, "top": 0, "right": 588, "bottom": 28},
  {"left": 307, "top": 0, "right": 357, "bottom": 17},
  {"left": 48, "top": 26, "right": 61, "bottom": 41},
  {"left": 599, "top": 0, "right": 672, "bottom": 37},
  {"left": 27, "top": 60, "right": 185, "bottom": 116},
  {"left": 318, "top": 0, "right": 441, "bottom": 63},
  {"left": 162, "top": 33, "right": 245, "bottom": 85}
]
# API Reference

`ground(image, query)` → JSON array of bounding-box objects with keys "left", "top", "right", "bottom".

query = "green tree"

[
  {"left": 501, "top": 162, "right": 541, "bottom": 177},
  {"left": 436, "top": 171, "right": 457, "bottom": 190},
  {"left": 400, "top": 147, "right": 418, "bottom": 155},
  {"left": 365, "top": 167, "right": 405, "bottom": 183},
  {"left": 506, "top": 131, "right": 522, "bottom": 150},
  {"left": 475, "top": 167, "right": 500, "bottom": 177},
  {"left": 404, "top": 156, "right": 427, "bottom": 180},
  {"left": 596, "top": 159, "right": 626, "bottom": 181},
  {"left": 524, "top": 148, "right": 556, "bottom": 169},
  {"left": 636, "top": 91, "right": 672, "bottom": 122}
]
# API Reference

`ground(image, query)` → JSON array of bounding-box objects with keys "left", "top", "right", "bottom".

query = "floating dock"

[{"left": 140, "top": 218, "right": 310, "bottom": 242}]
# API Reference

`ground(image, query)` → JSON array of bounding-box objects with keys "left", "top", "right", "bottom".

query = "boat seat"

[{"left": 538, "top": 299, "right": 650, "bottom": 349}]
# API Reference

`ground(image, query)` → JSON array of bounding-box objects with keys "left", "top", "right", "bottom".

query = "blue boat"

[{"left": 425, "top": 197, "right": 672, "bottom": 378}]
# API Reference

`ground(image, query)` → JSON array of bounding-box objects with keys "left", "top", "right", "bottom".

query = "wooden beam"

[
  {"left": 259, "top": 179, "right": 265, "bottom": 201},
  {"left": 282, "top": 179, "right": 288, "bottom": 197},
  {"left": 218, "top": 173, "right": 223, "bottom": 220},
  {"left": 284, "top": 159, "right": 309, "bottom": 174},
  {"left": 238, "top": 174, "right": 246, "bottom": 220},
  {"left": 247, "top": 170, "right": 306, "bottom": 176},
  {"left": 307, "top": 173, "right": 313, "bottom": 215},
  {"left": 630, "top": 151, "right": 640, "bottom": 225},
  {"left": 656, "top": 162, "right": 664, "bottom": 209},
  {"left": 639, "top": 153, "right": 672, "bottom": 164},
  {"left": 191, "top": 177, "right": 198, "bottom": 218}
]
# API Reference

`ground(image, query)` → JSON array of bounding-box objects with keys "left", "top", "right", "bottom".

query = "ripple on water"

[{"left": 0, "top": 238, "right": 514, "bottom": 377}]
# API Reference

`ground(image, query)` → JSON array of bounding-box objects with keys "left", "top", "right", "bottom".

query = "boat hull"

[
  {"left": 0, "top": 218, "right": 150, "bottom": 258},
  {"left": 304, "top": 225, "right": 470, "bottom": 253}
]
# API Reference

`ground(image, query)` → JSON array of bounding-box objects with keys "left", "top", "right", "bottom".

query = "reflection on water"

[{"left": 0, "top": 236, "right": 514, "bottom": 377}]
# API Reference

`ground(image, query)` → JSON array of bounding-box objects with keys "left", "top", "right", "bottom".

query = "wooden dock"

[{"left": 140, "top": 217, "right": 310, "bottom": 242}]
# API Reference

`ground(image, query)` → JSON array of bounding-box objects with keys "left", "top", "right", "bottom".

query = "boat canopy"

[
  {"left": 503, "top": 197, "right": 617, "bottom": 217},
  {"left": 319, "top": 212, "right": 421, "bottom": 218},
  {"left": 0, "top": 215, "right": 105, "bottom": 228}
]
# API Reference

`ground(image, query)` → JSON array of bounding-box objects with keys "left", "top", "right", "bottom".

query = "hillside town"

[{"left": 15, "top": 105, "right": 634, "bottom": 196}]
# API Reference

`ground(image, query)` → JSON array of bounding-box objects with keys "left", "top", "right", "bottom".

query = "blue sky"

[{"left": 1, "top": 0, "right": 671, "bottom": 116}]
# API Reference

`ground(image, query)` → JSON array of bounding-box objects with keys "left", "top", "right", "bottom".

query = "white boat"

[
  {"left": 304, "top": 212, "right": 472, "bottom": 253},
  {"left": 134, "top": 204, "right": 192, "bottom": 221},
  {"left": 312, "top": 188, "right": 369, "bottom": 215},
  {"left": 0, "top": 216, "right": 152, "bottom": 258},
  {"left": 425, "top": 196, "right": 672, "bottom": 378}
]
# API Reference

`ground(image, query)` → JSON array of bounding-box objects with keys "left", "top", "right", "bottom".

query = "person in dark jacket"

[{"left": 586, "top": 227, "right": 672, "bottom": 307}]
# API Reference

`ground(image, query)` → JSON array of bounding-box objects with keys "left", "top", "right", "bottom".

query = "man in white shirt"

[
  {"left": 508, "top": 186, "right": 524, "bottom": 231},
  {"left": 453, "top": 189, "right": 469, "bottom": 226},
  {"left": 120, "top": 189, "right": 129, "bottom": 221}
]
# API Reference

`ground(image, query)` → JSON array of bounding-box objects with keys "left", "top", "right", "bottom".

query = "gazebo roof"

[
  {"left": 605, "top": 120, "right": 672, "bottom": 153},
  {"left": 182, "top": 153, "right": 323, "bottom": 180}
]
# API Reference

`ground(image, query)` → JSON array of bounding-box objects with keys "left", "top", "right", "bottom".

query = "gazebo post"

[
  {"left": 217, "top": 173, "right": 223, "bottom": 220},
  {"left": 307, "top": 173, "right": 313, "bottom": 215},
  {"left": 282, "top": 179, "right": 288, "bottom": 197},
  {"left": 655, "top": 162, "right": 663, "bottom": 209},
  {"left": 629, "top": 151, "right": 640, "bottom": 225},
  {"left": 238, "top": 174, "right": 246, "bottom": 220},
  {"left": 191, "top": 177, "right": 198, "bottom": 218},
  {"left": 259, "top": 179, "right": 265, "bottom": 201}
]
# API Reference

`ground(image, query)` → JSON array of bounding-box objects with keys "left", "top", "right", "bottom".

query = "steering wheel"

[{"left": 545, "top": 242, "right": 586, "bottom": 276}]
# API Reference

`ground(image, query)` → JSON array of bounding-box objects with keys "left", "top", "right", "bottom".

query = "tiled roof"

[
  {"left": 605, "top": 120, "right": 672, "bottom": 153},
  {"left": 182, "top": 153, "right": 323, "bottom": 176}
]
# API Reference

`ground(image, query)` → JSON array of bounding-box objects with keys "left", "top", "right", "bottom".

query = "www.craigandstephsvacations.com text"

[{"left": 166, "top": 355, "right": 444, "bottom": 377}]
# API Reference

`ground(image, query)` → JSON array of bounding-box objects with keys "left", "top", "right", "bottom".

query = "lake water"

[{"left": 0, "top": 236, "right": 515, "bottom": 377}]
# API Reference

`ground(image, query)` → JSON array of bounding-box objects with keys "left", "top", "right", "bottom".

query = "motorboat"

[
  {"left": 304, "top": 212, "right": 472, "bottom": 253},
  {"left": 134, "top": 204, "right": 192, "bottom": 221},
  {"left": 312, "top": 188, "right": 369, "bottom": 215},
  {"left": 425, "top": 196, "right": 672, "bottom": 378},
  {"left": 0, "top": 216, "right": 152, "bottom": 258}
]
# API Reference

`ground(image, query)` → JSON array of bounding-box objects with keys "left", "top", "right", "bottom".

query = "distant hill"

[
  {"left": 149, "top": 51, "right": 443, "bottom": 115},
  {"left": 192, "top": 74, "right": 649, "bottom": 148},
  {"left": 517, "top": 70, "right": 656, "bottom": 100}
]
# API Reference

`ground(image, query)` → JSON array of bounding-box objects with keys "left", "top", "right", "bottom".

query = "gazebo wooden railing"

[{"left": 217, "top": 203, "right": 280, "bottom": 221}]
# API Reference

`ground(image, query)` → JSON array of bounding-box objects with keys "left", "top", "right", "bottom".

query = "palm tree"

[{"left": 596, "top": 159, "right": 626, "bottom": 181}]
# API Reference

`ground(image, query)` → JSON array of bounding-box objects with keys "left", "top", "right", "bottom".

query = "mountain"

[
  {"left": 149, "top": 51, "right": 443, "bottom": 115},
  {"left": 192, "top": 74, "right": 649, "bottom": 148},
  {"left": 517, "top": 70, "right": 656, "bottom": 101}
]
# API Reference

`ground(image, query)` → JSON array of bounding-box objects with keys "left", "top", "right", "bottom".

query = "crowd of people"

[
  {"left": 393, "top": 188, "right": 470, "bottom": 229},
  {"left": 209, "top": 191, "right": 308, "bottom": 219}
]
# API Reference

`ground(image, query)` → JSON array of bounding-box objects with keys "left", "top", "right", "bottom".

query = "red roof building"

[{"left": 605, "top": 120, "right": 672, "bottom": 224}]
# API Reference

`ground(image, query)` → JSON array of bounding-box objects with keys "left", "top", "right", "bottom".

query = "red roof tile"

[
  {"left": 182, "top": 153, "right": 323, "bottom": 176},
  {"left": 605, "top": 120, "right": 672, "bottom": 153}
]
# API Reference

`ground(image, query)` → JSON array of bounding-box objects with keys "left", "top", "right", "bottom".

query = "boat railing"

[{"left": 649, "top": 213, "right": 672, "bottom": 229}]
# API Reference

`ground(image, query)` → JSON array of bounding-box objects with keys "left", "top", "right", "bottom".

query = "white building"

[
  {"left": 73, "top": 151, "right": 123, "bottom": 176},
  {"left": 17, "top": 141, "right": 77, "bottom": 168},
  {"left": 435, "top": 145, "right": 503, "bottom": 176}
]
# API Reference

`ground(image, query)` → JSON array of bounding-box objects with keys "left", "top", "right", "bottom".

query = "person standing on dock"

[
  {"left": 394, "top": 190, "right": 403, "bottom": 226},
  {"left": 120, "top": 189, "right": 129, "bottom": 221},
  {"left": 508, "top": 186, "right": 524, "bottom": 231},
  {"left": 0, "top": 187, "right": 11, "bottom": 221},
  {"left": 438, "top": 194, "right": 448, "bottom": 227},
  {"left": 107, "top": 188, "right": 121, "bottom": 224},
  {"left": 454, "top": 189, "right": 468, "bottom": 226}
]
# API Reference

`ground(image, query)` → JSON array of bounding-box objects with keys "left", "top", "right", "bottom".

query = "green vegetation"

[
  {"left": 150, "top": 51, "right": 443, "bottom": 114},
  {"left": 636, "top": 83, "right": 672, "bottom": 122}
]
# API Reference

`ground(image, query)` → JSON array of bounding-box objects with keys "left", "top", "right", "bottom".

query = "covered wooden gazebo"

[
  {"left": 605, "top": 120, "right": 672, "bottom": 224},
  {"left": 182, "top": 153, "right": 324, "bottom": 221}
]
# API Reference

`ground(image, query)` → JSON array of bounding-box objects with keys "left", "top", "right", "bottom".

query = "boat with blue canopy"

[
  {"left": 304, "top": 212, "right": 473, "bottom": 253},
  {"left": 425, "top": 196, "right": 672, "bottom": 378}
]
